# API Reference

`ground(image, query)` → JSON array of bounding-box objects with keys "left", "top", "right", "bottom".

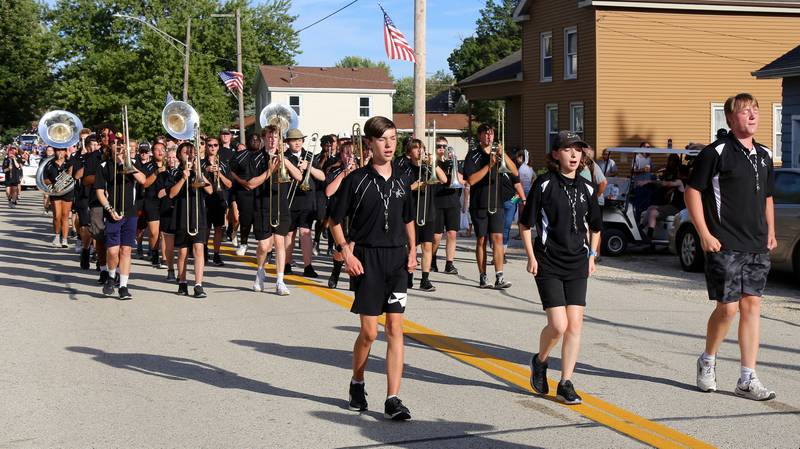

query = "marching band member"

[
  {"left": 432, "top": 136, "right": 464, "bottom": 274},
  {"left": 71, "top": 133, "right": 99, "bottom": 269},
  {"left": 170, "top": 142, "right": 212, "bottom": 298},
  {"left": 141, "top": 142, "right": 166, "bottom": 268},
  {"left": 95, "top": 138, "right": 146, "bottom": 300},
  {"left": 3, "top": 146, "right": 22, "bottom": 208},
  {"left": 203, "top": 137, "right": 232, "bottom": 266},
  {"left": 324, "top": 140, "right": 356, "bottom": 289},
  {"left": 463, "top": 123, "right": 518, "bottom": 289},
  {"left": 520, "top": 130, "right": 602, "bottom": 405},
  {"left": 160, "top": 148, "right": 180, "bottom": 282},
  {"left": 329, "top": 116, "right": 416, "bottom": 421},
  {"left": 44, "top": 146, "right": 75, "bottom": 247},
  {"left": 88, "top": 128, "right": 113, "bottom": 284}
]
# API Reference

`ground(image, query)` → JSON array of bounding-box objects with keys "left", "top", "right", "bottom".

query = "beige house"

[
  {"left": 459, "top": 0, "right": 800, "bottom": 169},
  {"left": 393, "top": 113, "right": 470, "bottom": 156},
  {"left": 253, "top": 66, "right": 395, "bottom": 137}
]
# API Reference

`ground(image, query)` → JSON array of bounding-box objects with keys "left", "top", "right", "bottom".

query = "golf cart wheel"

[
  {"left": 678, "top": 227, "right": 704, "bottom": 272},
  {"left": 602, "top": 228, "right": 628, "bottom": 256}
]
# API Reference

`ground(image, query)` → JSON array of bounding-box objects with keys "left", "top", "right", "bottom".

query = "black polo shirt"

[
  {"left": 330, "top": 163, "right": 414, "bottom": 248},
  {"left": 520, "top": 171, "right": 603, "bottom": 279},
  {"left": 142, "top": 161, "right": 165, "bottom": 201},
  {"left": 500, "top": 172, "right": 521, "bottom": 203},
  {"left": 688, "top": 134, "right": 774, "bottom": 253},
  {"left": 171, "top": 171, "right": 209, "bottom": 231},
  {"left": 229, "top": 149, "right": 269, "bottom": 198},
  {"left": 434, "top": 158, "right": 463, "bottom": 209},
  {"left": 201, "top": 157, "right": 230, "bottom": 205},
  {"left": 218, "top": 146, "right": 235, "bottom": 166},
  {"left": 94, "top": 159, "right": 144, "bottom": 218},
  {"left": 463, "top": 146, "right": 493, "bottom": 210},
  {"left": 284, "top": 148, "right": 315, "bottom": 211}
]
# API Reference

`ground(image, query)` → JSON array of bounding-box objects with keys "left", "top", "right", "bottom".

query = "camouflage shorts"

[{"left": 704, "top": 249, "right": 770, "bottom": 303}]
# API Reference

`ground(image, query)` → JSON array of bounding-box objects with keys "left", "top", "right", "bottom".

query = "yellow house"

[{"left": 459, "top": 0, "right": 800, "bottom": 169}]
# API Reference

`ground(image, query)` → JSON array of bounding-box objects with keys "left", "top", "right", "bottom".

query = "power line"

[{"left": 296, "top": 0, "right": 362, "bottom": 33}]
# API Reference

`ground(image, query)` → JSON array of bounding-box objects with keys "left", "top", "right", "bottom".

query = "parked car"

[
  {"left": 20, "top": 155, "right": 40, "bottom": 189},
  {"left": 669, "top": 168, "right": 800, "bottom": 280}
]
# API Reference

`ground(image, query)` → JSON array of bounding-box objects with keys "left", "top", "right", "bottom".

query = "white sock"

[
  {"left": 100, "top": 265, "right": 108, "bottom": 273},
  {"left": 277, "top": 273, "right": 284, "bottom": 284},
  {"left": 386, "top": 394, "right": 397, "bottom": 400},
  {"left": 700, "top": 352, "right": 715, "bottom": 365},
  {"left": 740, "top": 366, "right": 755, "bottom": 384},
  {"left": 351, "top": 378, "right": 364, "bottom": 385},
  {"left": 119, "top": 274, "right": 128, "bottom": 287},
  {"left": 108, "top": 268, "right": 117, "bottom": 278},
  {"left": 195, "top": 283, "right": 202, "bottom": 288}
]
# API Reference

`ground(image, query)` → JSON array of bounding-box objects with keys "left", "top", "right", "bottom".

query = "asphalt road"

[{"left": 1, "top": 195, "right": 798, "bottom": 449}]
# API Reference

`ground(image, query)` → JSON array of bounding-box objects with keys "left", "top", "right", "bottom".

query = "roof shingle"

[{"left": 259, "top": 66, "right": 394, "bottom": 90}]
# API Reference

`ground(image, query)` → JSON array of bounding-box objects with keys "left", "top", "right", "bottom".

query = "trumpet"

[
  {"left": 288, "top": 133, "right": 318, "bottom": 209},
  {"left": 416, "top": 121, "right": 440, "bottom": 227},
  {"left": 487, "top": 107, "right": 511, "bottom": 215},
  {"left": 260, "top": 103, "right": 297, "bottom": 227},
  {"left": 352, "top": 123, "right": 365, "bottom": 167}
]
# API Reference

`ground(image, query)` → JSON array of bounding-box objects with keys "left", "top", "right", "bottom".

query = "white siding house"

[{"left": 254, "top": 66, "right": 395, "bottom": 137}]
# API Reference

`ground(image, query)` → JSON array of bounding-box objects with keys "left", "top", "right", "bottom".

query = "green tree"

[
  {"left": 334, "top": 56, "right": 392, "bottom": 78},
  {"left": 393, "top": 76, "right": 414, "bottom": 113},
  {"left": 447, "top": 0, "right": 520, "bottom": 82},
  {"left": 45, "top": 0, "right": 299, "bottom": 140},
  {"left": 0, "top": 0, "right": 53, "bottom": 140}
]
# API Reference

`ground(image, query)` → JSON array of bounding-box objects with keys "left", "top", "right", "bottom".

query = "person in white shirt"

[{"left": 596, "top": 148, "right": 617, "bottom": 176}]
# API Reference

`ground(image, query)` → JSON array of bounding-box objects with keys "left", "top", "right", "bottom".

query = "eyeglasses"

[{"left": 436, "top": 144, "right": 447, "bottom": 149}]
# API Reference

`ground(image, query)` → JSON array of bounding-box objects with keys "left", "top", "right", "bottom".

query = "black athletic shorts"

[
  {"left": 435, "top": 206, "right": 460, "bottom": 233},
  {"left": 174, "top": 228, "right": 207, "bottom": 248},
  {"left": 206, "top": 200, "right": 226, "bottom": 228},
  {"left": 416, "top": 221, "right": 436, "bottom": 244},
  {"left": 315, "top": 194, "right": 327, "bottom": 223},
  {"left": 704, "top": 249, "right": 770, "bottom": 303},
  {"left": 49, "top": 195, "right": 71, "bottom": 203},
  {"left": 350, "top": 246, "right": 409, "bottom": 316},
  {"left": 143, "top": 199, "right": 161, "bottom": 223},
  {"left": 75, "top": 200, "right": 90, "bottom": 228},
  {"left": 288, "top": 208, "right": 315, "bottom": 231},
  {"left": 160, "top": 210, "right": 175, "bottom": 234},
  {"left": 535, "top": 277, "right": 588, "bottom": 310},
  {"left": 470, "top": 207, "right": 504, "bottom": 238}
]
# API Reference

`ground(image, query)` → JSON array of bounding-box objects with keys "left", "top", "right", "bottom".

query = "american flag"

[
  {"left": 218, "top": 71, "right": 244, "bottom": 92},
  {"left": 381, "top": 6, "right": 416, "bottom": 63}
]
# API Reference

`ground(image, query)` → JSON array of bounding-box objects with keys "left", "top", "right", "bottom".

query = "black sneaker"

[
  {"left": 419, "top": 278, "right": 436, "bottom": 292},
  {"left": 284, "top": 263, "right": 294, "bottom": 275},
  {"left": 328, "top": 266, "right": 341, "bottom": 289},
  {"left": 166, "top": 269, "right": 176, "bottom": 282},
  {"left": 177, "top": 282, "right": 189, "bottom": 296},
  {"left": 136, "top": 246, "right": 144, "bottom": 259},
  {"left": 194, "top": 285, "right": 207, "bottom": 298},
  {"left": 303, "top": 265, "right": 318, "bottom": 278},
  {"left": 212, "top": 253, "right": 225, "bottom": 267},
  {"left": 102, "top": 277, "right": 115, "bottom": 297},
  {"left": 407, "top": 272, "right": 414, "bottom": 289},
  {"left": 114, "top": 272, "right": 120, "bottom": 288},
  {"left": 80, "top": 249, "right": 90, "bottom": 270},
  {"left": 97, "top": 270, "right": 109, "bottom": 285},
  {"left": 444, "top": 262, "right": 458, "bottom": 275},
  {"left": 530, "top": 353, "right": 549, "bottom": 395},
  {"left": 431, "top": 259, "right": 439, "bottom": 272},
  {"left": 151, "top": 251, "right": 160, "bottom": 268},
  {"left": 479, "top": 273, "right": 490, "bottom": 289},
  {"left": 348, "top": 382, "right": 368, "bottom": 411},
  {"left": 556, "top": 380, "right": 582, "bottom": 405},
  {"left": 118, "top": 287, "right": 132, "bottom": 300},
  {"left": 384, "top": 397, "right": 411, "bottom": 421},
  {"left": 494, "top": 275, "right": 512, "bottom": 289}
]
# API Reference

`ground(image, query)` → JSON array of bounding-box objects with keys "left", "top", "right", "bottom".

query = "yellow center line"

[{"left": 219, "top": 247, "right": 714, "bottom": 449}]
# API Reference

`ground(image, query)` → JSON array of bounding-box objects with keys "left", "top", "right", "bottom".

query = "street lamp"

[
  {"left": 113, "top": 13, "right": 191, "bottom": 102},
  {"left": 211, "top": 9, "right": 245, "bottom": 144}
]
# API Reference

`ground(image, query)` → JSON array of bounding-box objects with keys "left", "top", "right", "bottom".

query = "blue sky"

[{"left": 287, "top": 0, "right": 485, "bottom": 78}]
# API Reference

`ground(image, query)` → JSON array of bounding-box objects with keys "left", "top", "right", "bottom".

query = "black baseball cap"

[{"left": 552, "top": 130, "right": 588, "bottom": 151}]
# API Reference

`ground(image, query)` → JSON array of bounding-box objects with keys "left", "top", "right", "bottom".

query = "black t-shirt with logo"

[
  {"left": 218, "top": 146, "right": 235, "bottom": 166},
  {"left": 330, "top": 163, "right": 414, "bottom": 248},
  {"left": 229, "top": 149, "right": 269, "bottom": 198},
  {"left": 94, "top": 159, "right": 144, "bottom": 218},
  {"left": 520, "top": 171, "right": 603, "bottom": 279},
  {"left": 688, "top": 134, "right": 774, "bottom": 253}
]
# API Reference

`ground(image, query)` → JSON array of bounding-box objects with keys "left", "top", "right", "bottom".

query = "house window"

[
  {"left": 359, "top": 97, "right": 371, "bottom": 117},
  {"left": 289, "top": 95, "right": 301, "bottom": 116},
  {"left": 774, "top": 104, "right": 782, "bottom": 161},
  {"left": 546, "top": 104, "right": 559, "bottom": 151},
  {"left": 570, "top": 102, "right": 584, "bottom": 137},
  {"left": 540, "top": 32, "right": 553, "bottom": 82},
  {"left": 711, "top": 103, "right": 728, "bottom": 142},
  {"left": 564, "top": 27, "right": 577, "bottom": 80}
]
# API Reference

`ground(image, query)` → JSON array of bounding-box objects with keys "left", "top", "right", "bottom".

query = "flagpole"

[
  {"left": 413, "top": 0, "right": 426, "bottom": 139},
  {"left": 235, "top": 8, "right": 245, "bottom": 145}
]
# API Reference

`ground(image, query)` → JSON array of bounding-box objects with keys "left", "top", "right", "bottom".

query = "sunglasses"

[
  {"left": 208, "top": 144, "right": 219, "bottom": 147},
  {"left": 436, "top": 144, "right": 447, "bottom": 149}
]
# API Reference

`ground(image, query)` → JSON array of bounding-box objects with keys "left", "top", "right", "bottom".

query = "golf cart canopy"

[{"left": 606, "top": 147, "right": 700, "bottom": 156}]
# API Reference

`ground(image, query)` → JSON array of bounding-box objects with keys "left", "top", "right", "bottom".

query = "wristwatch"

[{"left": 588, "top": 249, "right": 599, "bottom": 258}]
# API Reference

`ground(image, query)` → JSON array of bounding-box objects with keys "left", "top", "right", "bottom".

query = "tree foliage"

[
  {"left": 447, "top": 0, "right": 520, "bottom": 82},
  {"left": 392, "top": 71, "right": 458, "bottom": 114},
  {"left": 0, "top": 0, "right": 53, "bottom": 137},
  {"left": 42, "top": 0, "right": 299, "bottom": 140},
  {"left": 334, "top": 56, "right": 392, "bottom": 78}
]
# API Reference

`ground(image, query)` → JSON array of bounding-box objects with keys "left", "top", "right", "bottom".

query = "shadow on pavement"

[
  {"left": 230, "top": 340, "right": 514, "bottom": 393},
  {"left": 65, "top": 346, "right": 343, "bottom": 408}
]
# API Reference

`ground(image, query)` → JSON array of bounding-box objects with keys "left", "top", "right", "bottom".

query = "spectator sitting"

[
  {"left": 641, "top": 164, "right": 690, "bottom": 245},
  {"left": 633, "top": 141, "right": 652, "bottom": 176},
  {"left": 596, "top": 148, "right": 618, "bottom": 176}
]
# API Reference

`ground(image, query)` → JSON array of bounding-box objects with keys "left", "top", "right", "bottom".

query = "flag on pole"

[
  {"left": 165, "top": 91, "right": 174, "bottom": 105},
  {"left": 380, "top": 5, "right": 416, "bottom": 63},
  {"left": 218, "top": 71, "right": 244, "bottom": 92}
]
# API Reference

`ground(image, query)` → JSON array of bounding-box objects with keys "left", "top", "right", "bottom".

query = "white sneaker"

[
  {"left": 61, "top": 237, "right": 69, "bottom": 248},
  {"left": 51, "top": 236, "right": 60, "bottom": 247},
  {"left": 696, "top": 356, "right": 717, "bottom": 392},
  {"left": 253, "top": 269, "right": 266, "bottom": 292},
  {"left": 276, "top": 282, "right": 290, "bottom": 296},
  {"left": 232, "top": 235, "right": 239, "bottom": 247},
  {"left": 235, "top": 244, "right": 247, "bottom": 256},
  {"left": 735, "top": 376, "right": 776, "bottom": 401}
]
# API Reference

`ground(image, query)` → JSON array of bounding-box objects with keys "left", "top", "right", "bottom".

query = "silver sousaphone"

[{"left": 35, "top": 110, "right": 83, "bottom": 195}]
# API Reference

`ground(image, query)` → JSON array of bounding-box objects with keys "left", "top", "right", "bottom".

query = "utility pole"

[
  {"left": 413, "top": 0, "right": 426, "bottom": 139},
  {"left": 183, "top": 18, "right": 192, "bottom": 102},
  {"left": 235, "top": 8, "right": 245, "bottom": 145}
]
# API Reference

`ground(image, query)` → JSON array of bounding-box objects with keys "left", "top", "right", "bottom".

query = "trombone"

[
  {"left": 162, "top": 100, "right": 205, "bottom": 236},
  {"left": 288, "top": 133, "right": 318, "bottom": 209},
  {"left": 416, "top": 121, "right": 441, "bottom": 226},
  {"left": 259, "top": 103, "right": 297, "bottom": 227},
  {"left": 487, "top": 107, "right": 511, "bottom": 215},
  {"left": 352, "top": 123, "right": 365, "bottom": 167},
  {"left": 111, "top": 106, "right": 137, "bottom": 217}
]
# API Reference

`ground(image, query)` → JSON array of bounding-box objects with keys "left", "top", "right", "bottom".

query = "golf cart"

[{"left": 600, "top": 147, "right": 698, "bottom": 256}]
